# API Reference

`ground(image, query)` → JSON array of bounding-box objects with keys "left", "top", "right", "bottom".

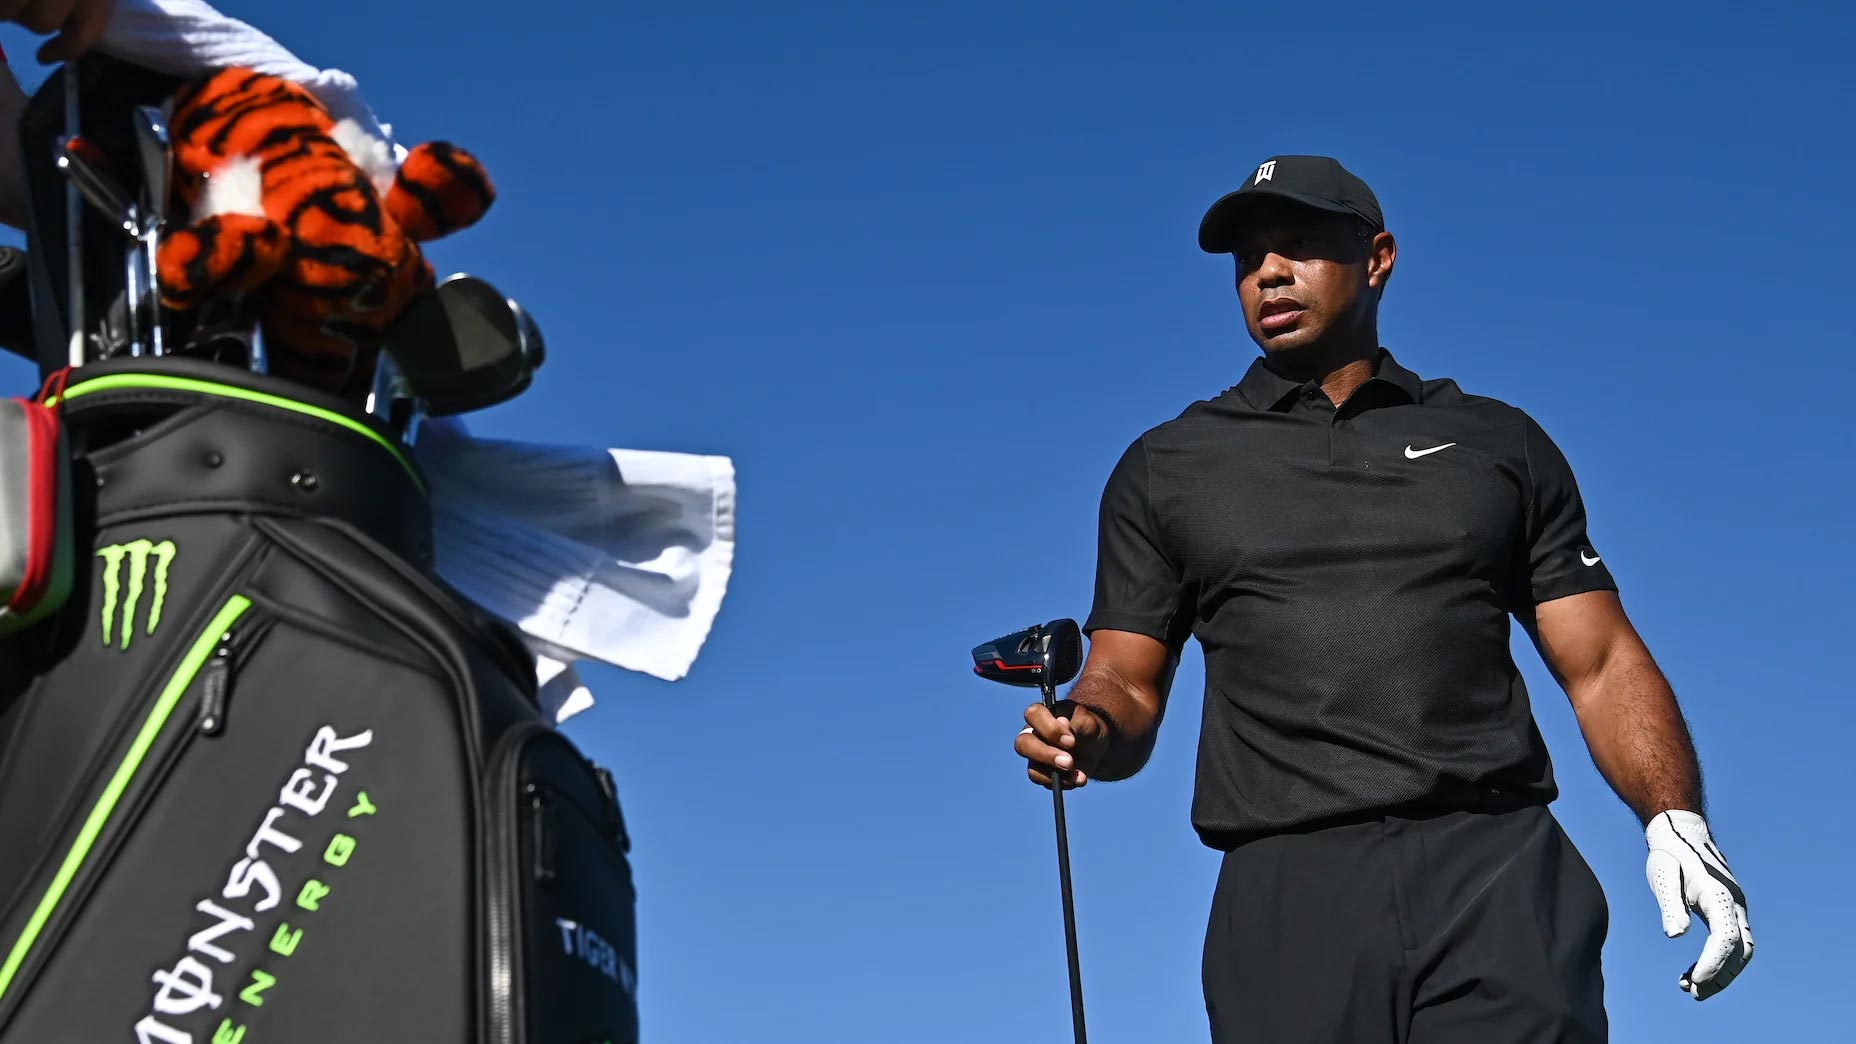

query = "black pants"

[{"left": 1202, "top": 803, "right": 1608, "bottom": 1043}]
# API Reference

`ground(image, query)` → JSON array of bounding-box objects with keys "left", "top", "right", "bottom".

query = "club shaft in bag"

[
  {"left": 62, "top": 64, "right": 84, "bottom": 366},
  {"left": 133, "top": 105, "right": 170, "bottom": 356},
  {"left": 120, "top": 229, "right": 144, "bottom": 355},
  {"left": 1042, "top": 680, "right": 1087, "bottom": 1044}
]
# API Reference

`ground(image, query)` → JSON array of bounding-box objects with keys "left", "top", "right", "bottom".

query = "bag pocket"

[
  {"left": 0, "top": 591, "right": 490, "bottom": 1044},
  {"left": 488, "top": 724, "right": 638, "bottom": 1044},
  {"left": 0, "top": 592, "right": 260, "bottom": 1022}
]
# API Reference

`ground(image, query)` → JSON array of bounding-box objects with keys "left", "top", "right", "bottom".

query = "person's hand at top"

[{"left": 1, "top": 0, "right": 118, "bottom": 64}]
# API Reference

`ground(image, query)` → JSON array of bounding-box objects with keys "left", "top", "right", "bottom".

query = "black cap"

[{"left": 1197, "top": 155, "right": 1384, "bottom": 253}]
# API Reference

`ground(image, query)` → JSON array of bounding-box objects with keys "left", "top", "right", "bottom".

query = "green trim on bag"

[
  {"left": 48, "top": 373, "right": 424, "bottom": 494},
  {"left": 0, "top": 594, "right": 253, "bottom": 1001}
]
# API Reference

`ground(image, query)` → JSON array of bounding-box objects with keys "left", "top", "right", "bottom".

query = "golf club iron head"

[
  {"left": 55, "top": 133, "right": 164, "bottom": 358},
  {"left": 131, "top": 105, "right": 172, "bottom": 356},
  {"left": 62, "top": 64, "right": 87, "bottom": 367},
  {"left": 132, "top": 106, "right": 171, "bottom": 235},
  {"left": 972, "top": 619, "right": 1084, "bottom": 694},
  {"left": 56, "top": 136, "right": 144, "bottom": 355},
  {"left": 55, "top": 136, "right": 137, "bottom": 236}
]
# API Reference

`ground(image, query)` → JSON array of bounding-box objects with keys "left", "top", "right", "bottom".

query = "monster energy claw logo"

[{"left": 97, "top": 539, "right": 177, "bottom": 650}]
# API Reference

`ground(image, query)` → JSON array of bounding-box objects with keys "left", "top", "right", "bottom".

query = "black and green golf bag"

[
  {"left": 0, "top": 360, "right": 640, "bottom": 1043},
  {"left": 0, "top": 60, "right": 639, "bottom": 1044}
]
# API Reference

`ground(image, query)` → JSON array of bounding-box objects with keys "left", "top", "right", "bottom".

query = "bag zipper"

[
  {"left": 484, "top": 722, "right": 549, "bottom": 1044},
  {"left": 195, "top": 616, "right": 269, "bottom": 736},
  {"left": 484, "top": 724, "right": 641, "bottom": 1044},
  {"left": 196, "top": 631, "right": 235, "bottom": 735},
  {"left": 528, "top": 785, "right": 555, "bottom": 885}
]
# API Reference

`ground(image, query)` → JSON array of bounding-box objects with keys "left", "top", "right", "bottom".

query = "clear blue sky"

[{"left": 4, "top": 2, "right": 1849, "bottom": 1040}]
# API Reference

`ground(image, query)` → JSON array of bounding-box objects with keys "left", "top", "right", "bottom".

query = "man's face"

[{"left": 1230, "top": 201, "right": 1391, "bottom": 357}]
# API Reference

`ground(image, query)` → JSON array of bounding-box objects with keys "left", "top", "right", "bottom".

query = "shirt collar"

[
  {"left": 1234, "top": 348, "right": 1424, "bottom": 411},
  {"left": 1373, "top": 349, "right": 1424, "bottom": 403}
]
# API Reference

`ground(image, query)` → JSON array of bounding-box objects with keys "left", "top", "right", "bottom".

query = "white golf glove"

[{"left": 1644, "top": 810, "right": 1753, "bottom": 1000}]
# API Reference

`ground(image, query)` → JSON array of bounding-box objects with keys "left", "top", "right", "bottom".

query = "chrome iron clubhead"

[
  {"left": 61, "top": 64, "right": 85, "bottom": 367},
  {"left": 131, "top": 105, "right": 171, "bottom": 356},
  {"left": 54, "top": 138, "right": 136, "bottom": 233},
  {"left": 52, "top": 108, "right": 173, "bottom": 360},
  {"left": 55, "top": 135, "right": 148, "bottom": 356},
  {"left": 132, "top": 106, "right": 170, "bottom": 226}
]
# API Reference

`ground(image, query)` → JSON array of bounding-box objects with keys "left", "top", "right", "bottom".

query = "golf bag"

[
  {"left": 0, "top": 58, "right": 639, "bottom": 1044},
  {"left": 0, "top": 361, "right": 640, "bottom": 1044}
]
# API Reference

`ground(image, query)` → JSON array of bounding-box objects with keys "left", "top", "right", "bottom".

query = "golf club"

[
  {"left": 131, "top": 105, "right": 172, "bottom": 356},
  {"left": 248, "top": 324, "right": 269, "bottom": 375},
  {"left": 54, "top": 135, "right": 148, "bottom": 357},
  {"left": 973, "top": 618, "right": 1088, "bottom": 1044},
  {"left": 182, "top": 293, "right": 268, "bottom": 373},
  {"left": 378, "top": 273, "right": 547, "bottom": 416},
  {"left": 53, "top": 139, "right": 134, "bottom": 231},
  {"left": 366, "top": 347, "right": 425, "bottom": 445},
  {"left": 59, "top": 63, "right": 85, "bottom": 366}
]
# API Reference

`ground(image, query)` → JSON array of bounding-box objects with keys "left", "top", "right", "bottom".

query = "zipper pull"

[
  {"left": 198, "top": 629, "right": 235, "bottom": 735},
  {"left": 592, "top": 764, "right": 630, "bottom": 853},
  {"left": 590, "top": 761, "right": 634, "bottom": 850},
  {"left": 528, "top": 784, "right": 556, "bottom": 885}
]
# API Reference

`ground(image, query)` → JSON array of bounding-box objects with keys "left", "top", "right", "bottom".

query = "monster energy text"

[
  {"left": 133, "top": 724, "right": 374, "bottom": 1044},
  {"left": 97, "top": 539, "right": 177, "bottom": 650}
]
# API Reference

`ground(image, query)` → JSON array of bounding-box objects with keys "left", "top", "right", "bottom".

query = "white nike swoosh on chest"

[
  {"left": 1403, "top": 443, "right": 1457, "bottom": 459},
  {"left": 1581, "top": 551, "right": 1602, "bottom": 566}
]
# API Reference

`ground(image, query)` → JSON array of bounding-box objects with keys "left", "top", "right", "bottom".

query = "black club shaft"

[{"left": 1044, "top": 682, "right": 1087, "bottom": 1044}]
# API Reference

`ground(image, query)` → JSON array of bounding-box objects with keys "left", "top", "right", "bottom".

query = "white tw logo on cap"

[{"left": 1255, "top": 161, "right": 1277, "bottom": 185}]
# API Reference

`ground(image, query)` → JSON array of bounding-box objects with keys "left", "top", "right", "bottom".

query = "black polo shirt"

[{"left": 1084, "top": 349, "right": 1616, "bottom": 848}]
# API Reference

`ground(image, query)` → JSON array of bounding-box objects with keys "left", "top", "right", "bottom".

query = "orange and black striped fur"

[{"left": 157, "top": 68, "right": 494, "bottom": 400}]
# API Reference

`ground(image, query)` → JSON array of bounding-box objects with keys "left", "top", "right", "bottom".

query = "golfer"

[{"left": 1015, "top": 155, "right": 1753, "bottom": 1042}]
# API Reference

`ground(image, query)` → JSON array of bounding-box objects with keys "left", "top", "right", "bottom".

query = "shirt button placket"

[
  {"left": 1336, "top": 406, "right": 1358, "bottom": 469},
  {"left": 1302, "top": 386, "right": 1344, "bottom": 467}
]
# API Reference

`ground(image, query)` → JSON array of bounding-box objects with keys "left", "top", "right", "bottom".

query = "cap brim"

[{"left": 1196, "top": 187, "right": 1365, "bottom": 254}]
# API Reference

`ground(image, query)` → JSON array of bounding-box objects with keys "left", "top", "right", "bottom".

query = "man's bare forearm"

[
  {"left": 1068, "top": 663, "right": 1167, "bottom": 781},
  {"left": 1567, "top": 640, "right": 1704, "bottom": 824}
]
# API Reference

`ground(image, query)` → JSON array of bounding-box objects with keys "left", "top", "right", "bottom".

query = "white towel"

[
  {"left": 414, "top": 418, "right": 738, "bottom": 723},
  {"left": 98, "top": 0, "right": 403, "bottom": 159}
]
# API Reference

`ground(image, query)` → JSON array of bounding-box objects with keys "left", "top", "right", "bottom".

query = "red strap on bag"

[
  {"left": 37, "top": 366, "right": 73, "bottom": 407},
  {"left": 7, "top": 401, "right": 60, "bottom": 611}
]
